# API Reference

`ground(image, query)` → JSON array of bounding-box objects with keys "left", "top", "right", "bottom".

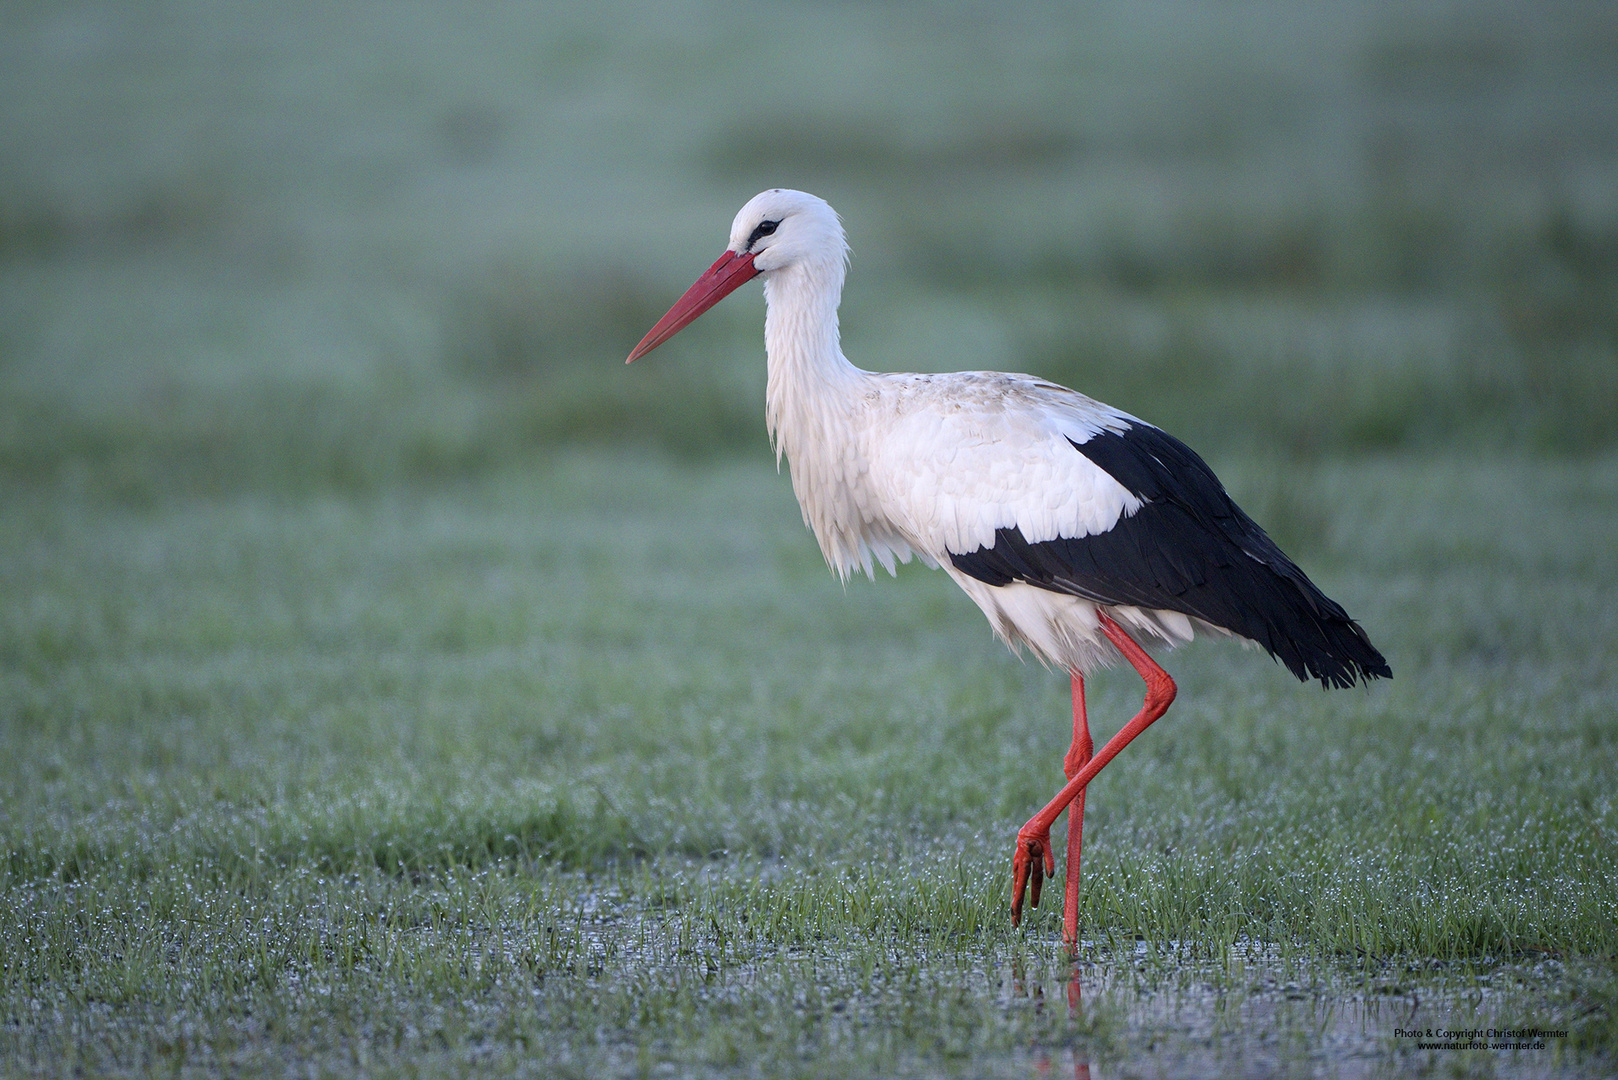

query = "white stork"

[{"left": 626, "top": 189, "right": 1390, "bottom": 945}]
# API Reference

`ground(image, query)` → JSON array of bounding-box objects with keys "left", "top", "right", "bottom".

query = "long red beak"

[{"left": 626, "top": 249, "right": 759, "bottom": 362}]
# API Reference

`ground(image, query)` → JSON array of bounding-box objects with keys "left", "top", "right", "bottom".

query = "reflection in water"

[
  {"left": 1021, "top": 941, "right": 1549, "bottom": 1078},
  {"left": 1010, "top": 954, "right": 1043, "bottom": 1005},
  {"left": 1066, "top": 961, "right": 1090, "bottom": 1078},
  {"left": 1031, "top": 962, "right": 1092, "bottom": 1079},
  {"left": 1031, "top": 1048, "right": 1091, "bottom": 1080}
]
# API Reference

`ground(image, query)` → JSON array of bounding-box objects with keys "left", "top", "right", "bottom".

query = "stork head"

[{"left": 626, "top": 189, "right": 845, "bottom": 362}]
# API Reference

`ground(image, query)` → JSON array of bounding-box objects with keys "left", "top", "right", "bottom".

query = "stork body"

[{"left": 628, "top": 190, "right": 1389, "bottom": 943}]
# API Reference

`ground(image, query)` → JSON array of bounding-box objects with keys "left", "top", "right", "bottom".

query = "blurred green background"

[{"left": 3, "top": 0, "right": 1615, "bottom": 499}]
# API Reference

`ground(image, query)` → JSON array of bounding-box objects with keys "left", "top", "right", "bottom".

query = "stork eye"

[{"left": 746, "top": 220, "right": 779, "bottom": 249}]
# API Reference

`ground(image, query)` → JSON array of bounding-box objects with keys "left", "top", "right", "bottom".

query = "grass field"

[
  {"left": 4, "top": 452, "right": 1615, "bottom": 1076},
  {"left": 3, "top": 1, "right": 1617, "bottom": 1076}
]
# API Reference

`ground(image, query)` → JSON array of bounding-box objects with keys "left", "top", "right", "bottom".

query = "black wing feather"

[{"left": 949, "top": 424, "right": 1391, "bottom": 688}]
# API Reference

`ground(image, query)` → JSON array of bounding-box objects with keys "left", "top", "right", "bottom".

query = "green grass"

[
  {"left": 3, "top": 452, "right": 1616, "bottom": 1076},
  {"left": 3, "top": 1, "right": 1618, "bottom": 1074}
]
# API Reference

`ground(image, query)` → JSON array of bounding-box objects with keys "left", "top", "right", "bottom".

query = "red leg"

[
  {"left": 1012, "top": 611, "right": 1176, "bottom": 927},
  {"left": 1062, "top": 671, "right": 1093, "bottom": 947}
]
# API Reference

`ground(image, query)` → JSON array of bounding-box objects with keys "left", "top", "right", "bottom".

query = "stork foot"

[{"left": 1010, "top": 824, "right": 1055, "bottom": 926}]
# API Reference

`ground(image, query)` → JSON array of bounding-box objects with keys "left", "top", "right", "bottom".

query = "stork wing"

[
  {"left": 866, "top": 373, "right": 1385, "bottom": 686},
  {"left": 869, "top": 373, "right": 1144, "bottom": 555},
  {"left": 948, "top": 420, "right": 1390, "bottom": 688}
]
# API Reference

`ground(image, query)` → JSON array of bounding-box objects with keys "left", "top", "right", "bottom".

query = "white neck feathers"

[
  {"left": 759, "top": 254, "right": 889, "bottom": 578},
  {"left": 762, "top": 258, "right": 863, "bottom": 461}
]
